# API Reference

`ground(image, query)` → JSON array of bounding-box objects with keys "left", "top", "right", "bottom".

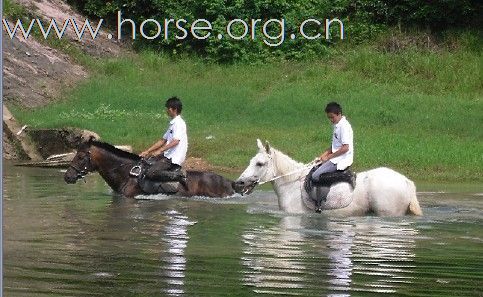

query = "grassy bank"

[{"left": 12, "top": 44, "right": 482, "bottom": 182}]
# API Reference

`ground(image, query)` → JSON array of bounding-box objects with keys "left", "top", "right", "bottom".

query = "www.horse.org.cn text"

[{"left": 2, "top": 11, "right": 345, "bottom": 47}]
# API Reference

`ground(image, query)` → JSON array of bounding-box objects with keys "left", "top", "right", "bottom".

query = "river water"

[{"left": 3, "top": 162, "right": 482, "bottom": 296}]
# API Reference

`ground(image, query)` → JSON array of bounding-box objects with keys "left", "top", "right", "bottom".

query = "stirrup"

[{"left": 129, "top": 165, "right": 142, "bottom": 177}]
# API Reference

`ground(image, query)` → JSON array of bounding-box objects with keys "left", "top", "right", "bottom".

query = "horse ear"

[
  {"left": 264, "top": 140, "right": 271, "bottom": 153},
  {"left": 77, "top": 135, "right": 95, "bottom": 150},
  {"left": 256, "top": 139, "right": 264, "bottom": 151}
]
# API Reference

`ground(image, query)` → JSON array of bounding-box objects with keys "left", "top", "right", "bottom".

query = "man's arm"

[
  {"left": 317, "top": 147, "right": 332, "bottom": 162},
  {"left": 151, "top": 139, "right": 180, "bottom": 155},
  {"left": 320, "top": 124, "right": 352, "bottom": 162},
  {"left": 140, "top": 138, "right": 167, "bottom": 157},
  {"left": 322, "top": 144, "right": 349, "bottom": 161}
]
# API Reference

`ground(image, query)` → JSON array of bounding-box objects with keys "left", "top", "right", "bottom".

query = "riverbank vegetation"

[
  {"left": 66, "top": 0, "right": 481, "bottom": 63},
  {"left": 7, "top": 0, "right": 482, "bottom": 181},
  {"left": 13, "top": 30, "right": 482, "bottom": 182}
]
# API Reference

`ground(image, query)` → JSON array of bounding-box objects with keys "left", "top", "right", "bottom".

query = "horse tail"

[{"left": 407, "top": 180, "right": 423, "bottom": 216}]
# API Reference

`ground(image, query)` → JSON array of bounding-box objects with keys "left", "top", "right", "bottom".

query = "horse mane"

[
  {"left": 89, "top": 140, "right": 141, "bottom": 161},
  {"left": 270, "top": 147, "right": 304, "bottom": 174}
]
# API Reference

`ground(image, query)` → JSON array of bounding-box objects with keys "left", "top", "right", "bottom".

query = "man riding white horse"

[
  {"left": 235, "top": 139, "right": 422, "bottom": 216},
  {"left": 312, "top": 102, "right": 354, "bottom": 183}
]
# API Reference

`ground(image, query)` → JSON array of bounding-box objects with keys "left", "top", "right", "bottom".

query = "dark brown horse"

[{"left": 64, "top": 140, "right": 242, "bottom": 198}]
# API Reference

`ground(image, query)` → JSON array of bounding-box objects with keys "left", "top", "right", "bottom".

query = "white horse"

[{"left": 235, "top": 139, "right": 422, "bottom": 216}]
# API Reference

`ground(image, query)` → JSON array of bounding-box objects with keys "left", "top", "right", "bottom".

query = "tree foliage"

[{"left": 67, "top": 0, "right": 482, "bottom": 62}]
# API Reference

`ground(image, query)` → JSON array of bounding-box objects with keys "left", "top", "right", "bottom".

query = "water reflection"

[
  {"left": 241, "top": 215, "right": 419, "bottom": 296},
  {"left": 161, "top": 210, "right": 196, "bottom": 296},
  {"left": 325, "top": 220, "right": 354, "bottom": 293},
  {"left": 3, "top": 163, "right": 481, "bottom": 296},
  {"left": 242, "top": 216, "right": 307, "bottom": 294},
  {"left": 352, "top": 221, "right": 418, "bottom": 294}
]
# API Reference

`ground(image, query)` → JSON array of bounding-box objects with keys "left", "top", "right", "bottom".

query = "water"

[{"left": 3, "top": 162, "right": 482, "bottom": 296}]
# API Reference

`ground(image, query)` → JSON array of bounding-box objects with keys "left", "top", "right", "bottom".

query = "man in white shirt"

[
  {"left": 140, "top": 97, "right": 188, "bottom": 182},
  {"left": 312, "top": 102, "right": 354, "bottom": 182}
]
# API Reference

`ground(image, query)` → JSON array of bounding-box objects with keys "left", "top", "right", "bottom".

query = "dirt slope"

[
  {"left": 3, "top": 0, "right": 124, "bottom": 159},
  {"left": 3, "top": 0, "right": 124, "bottom": 108}
]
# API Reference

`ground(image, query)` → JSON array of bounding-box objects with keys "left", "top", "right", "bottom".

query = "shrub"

[{"left": 65, "top": 0, "right": 482, "bottom": 62}]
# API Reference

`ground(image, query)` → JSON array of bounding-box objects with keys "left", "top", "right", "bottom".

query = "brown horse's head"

[
  {"left": 231, "top": 180, "right": 246, "bottom": 195},
  {"left": 64, "top": 139, "right": 142, "bottom": 196},
  {"left": 64, "top": 140, "right": 96, "bottom": 184}
]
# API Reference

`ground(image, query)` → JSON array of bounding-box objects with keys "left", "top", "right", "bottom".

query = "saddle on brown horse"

[{"left": 130, "top": 157, "right": 187, "bottom": 195}]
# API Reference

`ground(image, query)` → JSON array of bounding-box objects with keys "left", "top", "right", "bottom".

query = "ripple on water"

[{"left": 2, "top": 163, "right": 482, "bottom": 297}]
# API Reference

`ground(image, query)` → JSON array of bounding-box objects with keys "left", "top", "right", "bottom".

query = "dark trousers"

[{"left": 145, "top": 155, "right": 181, "bottom": 180}]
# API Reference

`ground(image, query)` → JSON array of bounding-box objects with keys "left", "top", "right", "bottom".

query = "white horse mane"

[{"left": 270, "top": 147, "right": 307, "bottom": 182}]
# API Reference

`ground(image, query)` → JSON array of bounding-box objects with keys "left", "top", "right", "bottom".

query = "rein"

[
  {"left": 242, "top": 159, "right": 318, "bottom": 195},
  {"left": 69, "top": 164, "right": 89, "bottom": 181},
  {"left": 71, "top": 149, "right": 137, "bottom": 181},
  {"left": 69, "top": 151, "right": 92, "bottom": 181},
  {"left": 257, "top": 160, "right": 320, "bottom": 185}
]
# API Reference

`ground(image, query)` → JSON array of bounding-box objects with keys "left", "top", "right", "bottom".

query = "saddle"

[
  {"left": 303, "top": 165, "right": 356, "bottom": 213},
  {"left": 130, "top": 158, "right": 186, "bottom": 195}
]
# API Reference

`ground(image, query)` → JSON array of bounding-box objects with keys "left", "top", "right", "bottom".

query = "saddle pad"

[
  {"left": 304, "top": 183, "right": 354, "bottom": 210},
  {"left": 302, "top": 166, "right": 355, "bottom": 211}
]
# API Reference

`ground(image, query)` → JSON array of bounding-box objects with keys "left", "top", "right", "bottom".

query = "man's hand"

[
  {"left": 140, "top": 139, "right": 167, "bottom": 158},
  {"left": 316, "top": 150, "right": 331, "bottom": 163}
]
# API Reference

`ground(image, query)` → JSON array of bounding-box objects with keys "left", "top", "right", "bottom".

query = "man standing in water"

[
  {"left": 312, "top": 102, "right": 354, "bottom": 182},
  {"left": 140, "top": 96, "right": 188, "bottom": 184}
]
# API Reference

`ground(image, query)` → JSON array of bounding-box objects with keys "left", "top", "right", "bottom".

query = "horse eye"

[{"left": 256, "top": 162, "right": 265, "bottom": 167}]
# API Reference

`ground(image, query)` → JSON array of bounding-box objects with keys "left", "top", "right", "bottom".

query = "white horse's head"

[{"left": 235, "top": 139, "right": 276, "bottom": 195}]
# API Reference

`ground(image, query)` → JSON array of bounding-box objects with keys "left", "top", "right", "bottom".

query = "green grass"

[
  {"left": 12, "top": 46, "right": 483, "bottom": 182},
  {"left": 3, "top": 0, "right": 29, "bottom": 20}
]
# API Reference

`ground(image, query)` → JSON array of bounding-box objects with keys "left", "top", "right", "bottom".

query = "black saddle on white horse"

[{"left": 303, "top": 165, "right": 356, "bottom": 212}]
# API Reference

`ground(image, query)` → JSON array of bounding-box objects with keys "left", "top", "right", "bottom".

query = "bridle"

[
  {"left": 69, "top": 151, "right": 92, "bottom": 181},
  {"left": 241, "top": 153, "right": 273, "bottom": 195},
  {"left": 241, "top": 153, "right": 319, "bottom": 195}
]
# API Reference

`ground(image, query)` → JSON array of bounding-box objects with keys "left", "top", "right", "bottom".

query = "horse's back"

[
  {"left": 362, "top": 167, "right": 418, "bottom": 216},
  {"left": 185, "top": 171, "right": 236, "bottom": 197}
]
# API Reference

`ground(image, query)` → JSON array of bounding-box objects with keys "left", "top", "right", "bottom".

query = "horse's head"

[
  {"left": 235, "top": 139, "right": 276, "bottom": 195},
  {"left": 64, "top": 141, "right": 96, "bottom": 184}
]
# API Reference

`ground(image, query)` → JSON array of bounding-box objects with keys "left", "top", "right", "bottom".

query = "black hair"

[
  {"left": 87, "top": 140, "right": 141, "bottom": 160},
  {"left": 325, "top": 102, "right": 342, "bottom": 114},
  {"left": 165, "top": 96, "right": 183, "bottom": 114}
]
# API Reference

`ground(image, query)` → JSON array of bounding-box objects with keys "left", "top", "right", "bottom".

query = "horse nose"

[
  {"left": 235, "top": 180, "right": 245, "bottom": 186},
  {"left": 233, "top": 180, "right": 245, "bottom": 193},
  {"left": 64, "top": 175, "right": 74, "bottom": 183},
  {"left": 64, "top": 172, "right": 77, "bottom": 184}
]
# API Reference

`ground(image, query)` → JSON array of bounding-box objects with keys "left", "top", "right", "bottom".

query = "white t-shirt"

[
  {"left": 163, "top": 115, "right": 188, "bottom": 166},
  {"left": 330, "top": 116, "right": 354, "bottom": 170}
]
